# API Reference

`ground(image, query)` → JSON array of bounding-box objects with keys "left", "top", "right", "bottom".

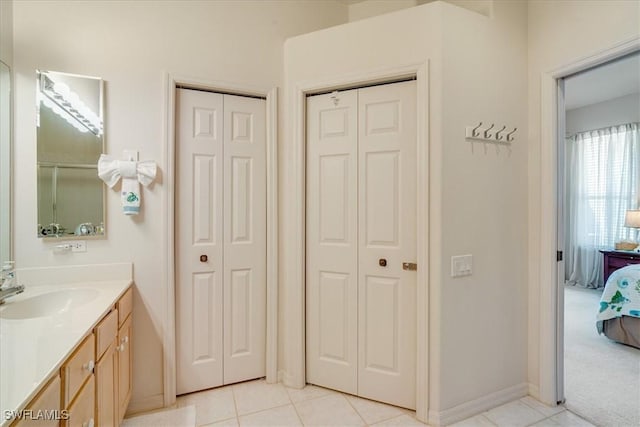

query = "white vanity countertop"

[{"left": 0, "top": 279, "right": 132, "bottom": 426}]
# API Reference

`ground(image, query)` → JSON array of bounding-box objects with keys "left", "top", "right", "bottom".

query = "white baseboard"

[
  {"left": 528, "top": 383, "right": 540, "bottom": 400},
  {"left": 126, "top": 393, "right": 165, "bottom": 416},
  {"left": 428, "top": 382, "right": 528, "bottom": 426},
  {"left": 279, "top": 370, "right": 305, "bottom": 389}
]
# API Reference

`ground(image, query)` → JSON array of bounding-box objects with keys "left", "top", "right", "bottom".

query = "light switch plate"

[{"left": 451, "top": 254, "right": 472, "bottom": 277}]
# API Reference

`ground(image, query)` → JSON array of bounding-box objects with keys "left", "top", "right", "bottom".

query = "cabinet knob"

[
  {"left": 379, "top": 258, "right": 387, "bottom": 267},
  {"left": 200, "top": 254, "right": 208, "bottom": 262},
  {"left": 83, "top": 360, "right": 95, "bottom": 373}
]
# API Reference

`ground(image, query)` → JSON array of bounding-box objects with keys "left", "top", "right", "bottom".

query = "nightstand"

[{"left": 599, "top": 249, "right": 640, "bottom": 283}]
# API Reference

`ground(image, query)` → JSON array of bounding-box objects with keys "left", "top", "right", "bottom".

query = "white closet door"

[
  {"left": 223, "top": 94, "right": 267, "bottom": 384},
  {"left": 306, "top": 81, "right": 417, "bottom": 409},
  {"left": 176, "top": 88, "right": 224, "bottom": 394},
  {"left": 306, "top": 89, "right": 359, "bottom": 394},
  {"left": 357, "top": 81, "right": 417, "bottom": 409}
]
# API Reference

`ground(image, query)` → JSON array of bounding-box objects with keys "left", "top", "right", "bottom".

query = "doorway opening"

[
  {"left": 555, "top": 51, "right": 640, "bottom": 426},
  {"left": 163, "top": 75, "right": 278, "bottom": 407},
  {"left": 285, "top": 61, "right": 430, "bottom": 422}
]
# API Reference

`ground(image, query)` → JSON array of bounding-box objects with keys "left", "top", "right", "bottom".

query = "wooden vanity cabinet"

[
  {"left": 95, "top": 287, "right": 133, "bottom": 426},
  {"left": 115, "top": 289, "right": 132, "bottom": 424},
  {"left": 62, "top": 334, "right": 95, "bottom": 427},
  {"left": 13, "top": 375, "right": 61, "bottom": 427},
  {"left": 9, "top": 286, "right": 132, "bottom": 427},
  {"left": 95, "top": 309, "right": 118, "bottom": 427}
]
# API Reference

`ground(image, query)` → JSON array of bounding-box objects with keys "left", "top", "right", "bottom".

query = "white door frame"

[
  {"left": 536, "top": 37, "right": 640, "bottom": 405},
  {"left": 163, "top": 73, "right": 278, "bottom": 406},
  {"left": 284, "top": 62, "right": 430, "bottom": 421}
]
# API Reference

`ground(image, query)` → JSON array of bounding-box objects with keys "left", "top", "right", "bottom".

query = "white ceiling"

[{"left": 565, "top": 52, "right": 640, "bottom": 110}]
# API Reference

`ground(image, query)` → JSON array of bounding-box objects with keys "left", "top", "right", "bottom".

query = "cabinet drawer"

[
  {"left": 117, "top": 288, "right": 132, "bottom": 326},
  {"left": 608, "top": 256, "right": 640, "bottom": 269},
  {"left": 62, "top": 334, "right": 95, "bottom": 407},
  {"left": 12, "top": 375, "right": 61, "bottom": 427},
  {"left": 65, "top": 376, "right": 94, "bottom": 427},
  {"left": 95, "top": 309, "right": 118, "bottom": 360}
]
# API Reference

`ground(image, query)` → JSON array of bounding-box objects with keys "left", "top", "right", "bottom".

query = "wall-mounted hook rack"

[{"left": 465, "top": 122, "right": 516, "bottom": 144}]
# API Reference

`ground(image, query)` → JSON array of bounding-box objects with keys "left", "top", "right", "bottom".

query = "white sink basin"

[{"left": 0, "top": 288, "right": 99, "bottom": 319}]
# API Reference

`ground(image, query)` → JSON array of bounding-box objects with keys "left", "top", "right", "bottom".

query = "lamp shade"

[{"left": 624, "top": 210, "right": 640, "bottom": 228}]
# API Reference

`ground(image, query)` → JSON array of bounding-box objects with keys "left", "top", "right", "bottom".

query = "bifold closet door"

[
  {"left": 357, "top": 81, "right": 416, "bottom": 409},
  {"left": 176, "top": 89, "right": 266, "bottom": 395},
  {"left": 306, "top": 89, "right": 359, "bottom": 395},
  {"left": 223, "top": 94, "right": 266, "bottom": 385},
  {"left": 306, "top": 81, "right": 417, "bottom": 409}
]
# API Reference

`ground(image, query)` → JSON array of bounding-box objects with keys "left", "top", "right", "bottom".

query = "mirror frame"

[
  {"left": 36, "top": 70, "right": 106, "bottom": 240},
  {"left": 0, "top": 60, "right": 11, "bottom": 261}
]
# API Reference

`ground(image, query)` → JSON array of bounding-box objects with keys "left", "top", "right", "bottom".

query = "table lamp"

[{"left": 624, "top": 210, "right": 640, "bottom": 246}]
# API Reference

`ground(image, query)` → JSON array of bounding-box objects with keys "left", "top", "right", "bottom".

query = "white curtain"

[{"left": 565, "top": 123, "right": 640, "bottom": 288}]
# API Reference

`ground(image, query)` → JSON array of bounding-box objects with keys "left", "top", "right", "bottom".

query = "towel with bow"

[{"left": 97, "top": 154, "right": 157, "bottom": 215}]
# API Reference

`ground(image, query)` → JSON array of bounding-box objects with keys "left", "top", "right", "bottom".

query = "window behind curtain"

[{"left": 566, "top": 123, "right": 640, "bottom": 288}]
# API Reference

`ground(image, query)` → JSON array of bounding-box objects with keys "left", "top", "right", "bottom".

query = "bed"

[{"left": 596, "top": 264, "right": 640, "bottom": 349}]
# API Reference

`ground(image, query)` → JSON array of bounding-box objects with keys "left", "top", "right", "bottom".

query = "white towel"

[{"left": 98, "top": 154, "right": 157, "bottom": 215}]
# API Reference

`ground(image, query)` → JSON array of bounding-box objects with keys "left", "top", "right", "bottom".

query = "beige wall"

[
  {"left": 283, "top": 1, "right": 528, "bottom": 421},
  {"left": 438, "top": 0, "right": 528, "bottom": 411},
  {"left": 348, "top": 0, "right": 418, "bottom": 22},
  {"left": 527, "top": 0, "right": 640, "bottom": 399},
  {"left": 0, "top": 0, "right": 12, "bottom": 67},
  {"left": 12, "top": 0, "right": 347, "bottom": 412}
]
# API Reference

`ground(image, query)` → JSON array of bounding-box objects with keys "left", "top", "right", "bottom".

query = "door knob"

[
  {"left": 200, "top": 255, "right": 208, "bottom": 262},
  {"left": 379, "top": 258, "right": 387, "bottom": 267}
]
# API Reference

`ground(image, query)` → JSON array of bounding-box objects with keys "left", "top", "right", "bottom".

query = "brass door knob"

[{"left": 200, "top": 255, "right": 208, "bottom": 262}]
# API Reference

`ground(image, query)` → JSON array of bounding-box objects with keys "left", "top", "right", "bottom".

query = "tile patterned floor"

[{"left": 127, "top": 379, "right": 597, "bottom": 427}]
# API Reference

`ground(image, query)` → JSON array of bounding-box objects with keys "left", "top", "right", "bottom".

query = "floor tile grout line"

[
  {"left": 230, "top": 384, "right": 241, "bottom": 424},
  {"left": 289, "top": 392, "right": 307, "bottom": 426},
  {"left": 340, "top": 392, "right": 371, "bottom": 426},
  {"left": 518, "top": 396, "right": 566, "bottom": 420}
]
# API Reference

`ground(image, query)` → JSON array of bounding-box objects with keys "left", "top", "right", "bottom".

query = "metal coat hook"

[
  {"left": 472, "top": 122, "right": 483, "bottom": 137},
  {"left": 506, "top": 127, "right": 517, "bottom": 142},
  {"left": 495, "top": 125, "right": 507, "bottom": 141},
  {"left": 483, "top": 123, "right": 495, "bottom": 139},
  {"left": 330, "top": 91, "right": 340, "bottom": 107}
]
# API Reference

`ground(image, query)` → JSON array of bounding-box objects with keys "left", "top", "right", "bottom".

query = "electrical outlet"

[{"left": 69, "top": 240, "right": 87, "bottom": 253}]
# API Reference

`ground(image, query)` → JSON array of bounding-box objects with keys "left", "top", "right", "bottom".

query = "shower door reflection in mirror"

[{"left": 36, "top": 70, "right": 105, "bottom": 237}]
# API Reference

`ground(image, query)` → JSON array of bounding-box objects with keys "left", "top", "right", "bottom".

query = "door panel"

[
  {"left": 223, "top": 94, "right": 266, "bottom": 384},
  {"left": 176, "top": 89, "right": 224, "bottom": 394},
  {"left": 306, "top": 89, "right": 359, "bottom": 394},
  {"left": 357, "top": 81, "right": 416, "bottom": 409}
]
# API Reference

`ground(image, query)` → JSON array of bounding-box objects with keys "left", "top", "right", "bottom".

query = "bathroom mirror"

[
  {"left": 36, "top": 70, "right": 105, "bottom": 238},
  {"left": 0, "top": 61, "right": 11, "bottom": 261}
]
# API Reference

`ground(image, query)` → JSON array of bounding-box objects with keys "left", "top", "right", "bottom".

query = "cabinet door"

[
  {"left": 117, "top": 316, "right": 132, "bottom": 423},
  {"left": 95, "top": 340, "right": 117, "bottom": 427},
  {"left": 13, "top": 375, "right": 61, "bottom": 427}
]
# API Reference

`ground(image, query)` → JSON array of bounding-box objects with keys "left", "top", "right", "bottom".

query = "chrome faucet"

[{"left": 0, "top": 261, "right": 25, "bottom": 305}]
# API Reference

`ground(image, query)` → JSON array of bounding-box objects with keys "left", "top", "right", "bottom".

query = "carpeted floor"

[{"left": 564, "top": 285, "right": 640, "bottom": 427}]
